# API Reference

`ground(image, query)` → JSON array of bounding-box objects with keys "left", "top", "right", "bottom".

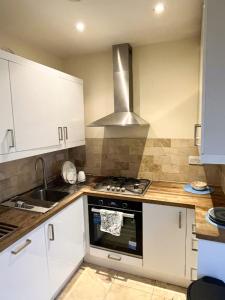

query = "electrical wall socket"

[{"left": 188, "top": 156, "right": 202, "bottom": 165}]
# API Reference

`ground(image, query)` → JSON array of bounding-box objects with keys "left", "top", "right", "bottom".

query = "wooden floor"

[{"left": 57, "top": 263, "right": 187, "bottom": 300}]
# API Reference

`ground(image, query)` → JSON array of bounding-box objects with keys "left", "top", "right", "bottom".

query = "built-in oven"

[{"left": 88, "top": 196, "right": 143, "bottom": 258}]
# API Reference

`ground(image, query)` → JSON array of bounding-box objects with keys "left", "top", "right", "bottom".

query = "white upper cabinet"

[
  {"left": 9, "top": 61, "right": 61, "bottom": 151},
  {"left": 0, "top": 59, "right": 15, "bottom": 154},
  {"left": 58, "top": 76, "right": 85, "bottom": 148},
  {"left": 199, "top": 0, "right": 225, "bottom": 163},
  {"left": 143, "top": 203, "right": 186, "bottom": 281},
  {"left": 0, "top": 50, "right": 85, "bottom": 163}
]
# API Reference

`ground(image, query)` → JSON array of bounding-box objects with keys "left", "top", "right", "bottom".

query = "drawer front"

[{"left": 89, "top": 247, "right": 143, "bottom": 268}]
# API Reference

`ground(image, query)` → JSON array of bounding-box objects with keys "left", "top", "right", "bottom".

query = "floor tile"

[
  {"left": 57, "top": 263, "right": 187, "bottom": 300},
  {"left": 105, "top": 283, "right": 151, "bottom": 300},
  {"left": 82, "top": 262, "right": 117, "bottom": 287},
  {"left": 114, "top": 271, "right": 155, "bottom": 293},
  {"left": 152, "top": 280, "right": 186, "bottom": 300},
  {"left": 57, "top": 264, "right": 114, "bottom": 300}
]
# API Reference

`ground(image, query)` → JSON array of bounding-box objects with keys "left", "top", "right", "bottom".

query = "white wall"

[
  {"left": 63, "top": 37, "right": 200, "bottom": 139},
  {"left": 0, "top": 31, "right": 63, "bottom": 70}
]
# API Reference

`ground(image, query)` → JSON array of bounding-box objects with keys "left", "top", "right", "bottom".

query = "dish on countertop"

[
  {"left": 191, "top": 181, "right": 208, "bottom": 191},
  {"left": 61, "top": 161, "right": 77, "bottom": 184}
]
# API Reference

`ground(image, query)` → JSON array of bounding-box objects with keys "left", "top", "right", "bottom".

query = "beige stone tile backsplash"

[
  {"left": 69, "top": 138, "right": 221, "bottom": 186},
  {"left": 0, "top": 139, "right": 222, "bottom": 203},
  {"left": 0, "top": 150, "right": 68, "bottom": 202}
]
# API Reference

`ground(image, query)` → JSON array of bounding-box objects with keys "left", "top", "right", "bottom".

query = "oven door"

[{"left": 88, "top": 205, "right": 142, "bottom": 257}]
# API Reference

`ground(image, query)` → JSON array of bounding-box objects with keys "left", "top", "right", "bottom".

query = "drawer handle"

[
  {"left": 194, "top": 124, "right": 201, "bottom": 146},
  {"left": 7, "top": 129, "right": 15, "bottom": 148},
  {"left": 179, "top": 212, "right": 182, "bottom": 229},
  {"left": 58, "top": 127, "right": 63, "bottom": 141},
  {"left": 48, "top": 224, "right": 55, "bottom": 241},
  {"left": 108, "top": 254, "right": 121, "bottom": 261},
  {"left": 63, "top": 127, "right": 68, "bottom": 140},
  {"left": 11, "top": 239, "right": 32, "bottom": 255}
]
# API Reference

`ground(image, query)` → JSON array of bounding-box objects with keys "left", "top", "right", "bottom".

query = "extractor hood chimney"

[{"left": 88, "top": 43, "right": 149, "bottom": 127}]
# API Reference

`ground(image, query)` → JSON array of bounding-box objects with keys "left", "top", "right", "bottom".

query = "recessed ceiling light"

[
  {"left": 153, "top": 2, "right": 165, "bottom": 14},
  {"left": 75, "top": 22, "right": 85, "bottom": 32}
]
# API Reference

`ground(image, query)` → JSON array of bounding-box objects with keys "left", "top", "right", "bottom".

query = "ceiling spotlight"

[
  {"left": 153, "top": 2, "right": 165, "bottom": 14},
  {"left": 75, "top": 22, "right": 85, "bottom": 32}
]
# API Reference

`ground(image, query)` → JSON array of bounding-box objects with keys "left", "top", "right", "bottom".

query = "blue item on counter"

[{"left": 184, "top": 184, "right": 214, "bottom": 195}]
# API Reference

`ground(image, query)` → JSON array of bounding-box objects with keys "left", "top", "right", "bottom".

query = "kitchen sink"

[
  {"left": 1, "top": 187, "right": 70, "bottom": 213},
  {"left": 29, "top": 189, "right": 69, "bottom": 203}
]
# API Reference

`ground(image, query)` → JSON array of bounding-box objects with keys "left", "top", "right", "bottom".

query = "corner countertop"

[{"left": 0, "top": 178, "right": 225, "bottom": 253}]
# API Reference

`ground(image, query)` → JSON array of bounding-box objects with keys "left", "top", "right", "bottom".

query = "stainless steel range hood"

[{"left": 88, "top": 43, "right": 149, "bottom": 127}]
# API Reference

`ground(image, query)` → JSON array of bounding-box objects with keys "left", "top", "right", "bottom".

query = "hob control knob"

[
  {"left": 121, "top": 187, "right": 125, "bottom": 192},
  {"left": 122, "top": 203, "right": 128, "bottom": 209},
  {"left": 107, "top": 185, "right": 111, "bottom": 190},
  {"left": 111, "top": 186, "right": 115, "bottom": 191},
  {"left": 116, "top": 187, "right": 120, "bottom": 192}
]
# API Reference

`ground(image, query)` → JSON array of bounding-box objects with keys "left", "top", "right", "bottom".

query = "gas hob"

[{"left": 94, "top": 176, "right": 151, "bottom": 196}]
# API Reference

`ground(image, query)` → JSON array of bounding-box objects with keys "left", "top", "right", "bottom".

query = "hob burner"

[{"left": 94, "top": 176, "right": 151, "bottom": 195}]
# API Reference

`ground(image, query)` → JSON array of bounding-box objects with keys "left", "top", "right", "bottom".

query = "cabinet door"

[
  {"left": 45, "top": 197, "right": 85, "bottom": 298},
  {"left": 0, "top": 226, "right": 49, "bottom": 300},
  {"left": 0, "top": 59, "right": 15, "bottom": 154},
  {"left": 143, "top": 203, "right": 186, "bottom": 278},
  {"left": 9, "top": 62, "right": 61, "bottom": 151},
  {"left": 59, "top": 77, "right": 85, "bottom": 148},
  {"left": 200, "top": 0, "right": 225, "bottom": 163}
]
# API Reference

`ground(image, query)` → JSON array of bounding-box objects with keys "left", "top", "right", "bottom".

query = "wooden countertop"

[{"left": 0, "top": 179, "right": 225, "bottom": 253}]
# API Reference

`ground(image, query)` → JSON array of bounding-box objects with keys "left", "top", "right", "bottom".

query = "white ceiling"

[{"left": 0, "top": 0, "right": 202, "bottom": 58}]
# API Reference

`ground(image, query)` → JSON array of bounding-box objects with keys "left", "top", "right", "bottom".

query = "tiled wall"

[
  {"left": 0, "top": 138, "right": 222, "bottom": 203},
  {"left": 0, "top": 149, "right": 68, "bottom": 202},
  {"left": 69, "top": 138, "right": 221, "bottom": 186}
]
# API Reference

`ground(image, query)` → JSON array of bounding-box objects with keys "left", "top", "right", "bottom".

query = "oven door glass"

[{"left": 88, "top": 206, "right": 142, "bottom": 257}]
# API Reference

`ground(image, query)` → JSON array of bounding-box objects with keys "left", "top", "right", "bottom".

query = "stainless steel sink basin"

[{"left": 30, "top": 189, "right": 69, "bottom": 203}]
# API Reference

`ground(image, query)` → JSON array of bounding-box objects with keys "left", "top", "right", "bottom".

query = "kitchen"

[{"left": 0, "top": 0, "right": 225, "bottom": 299}]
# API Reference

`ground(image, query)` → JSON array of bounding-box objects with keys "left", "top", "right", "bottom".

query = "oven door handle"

[{"left": 91, "top": 208, "right": 135, "bottom": 219}]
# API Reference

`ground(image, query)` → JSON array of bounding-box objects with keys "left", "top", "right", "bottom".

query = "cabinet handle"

[
  {"left": 58, "top": 127, "right": 63, "bottom": 141},
  {"left": 11, "top": 239, "right": 31, "bottom": 255},
  {"left": 108, "top": 254, "right": 121, "bottom": 261},
  {"left": 7, "top": 129, "right": 15, "bottom": 148},
  {"left": 63, "top": 127, "right": 68, "bottom": 140},
  {"left": 48, "top": 224, "right": 55, "bottom": 241},
  {"left": 179, "top": 212, "right": 182, "bottom": 229},
  {"left": 194, "top": 124, "right": 201, "bottom": 146}
]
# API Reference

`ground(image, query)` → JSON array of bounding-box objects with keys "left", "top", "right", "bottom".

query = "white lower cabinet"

[
  {"left": 0, "top": 197, "right": 85, "bottom": 300},
  {"left": 45, "top": 197, "right": 85, "bottom": 299},
  {"left": 143, "top": 203, "right": 187, "bottom": 280},
  {"left": 0, "top": 226, "right": 49, "bottom": 300}
]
